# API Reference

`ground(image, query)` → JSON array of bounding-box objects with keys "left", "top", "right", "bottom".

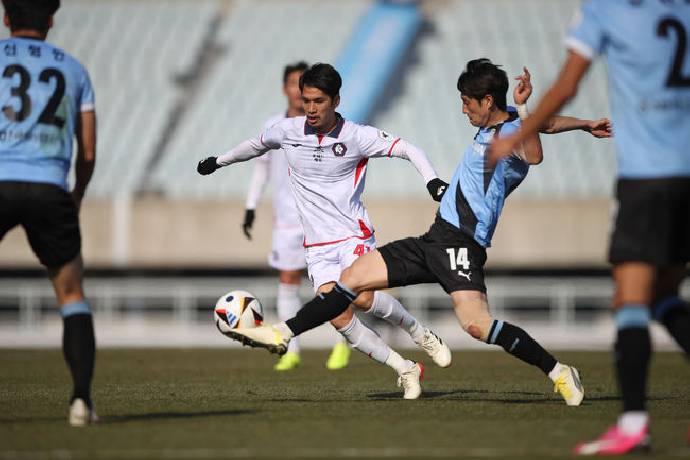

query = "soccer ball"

[{"left": 214, "top": 290, "right": 264, "bottom": 335}]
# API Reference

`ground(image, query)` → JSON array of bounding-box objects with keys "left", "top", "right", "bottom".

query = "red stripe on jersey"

[
  {"left": 387, "top": 138, "right": 401, "bottom": 157},
  {"left": 317, "top": 133, "right": 325, "bottom": 145},
  {"left": 303, "top": 222, "right": 374, "bottom": 248},
  {"left": 354, "top": 158, "right": 368, "bottom": 186}
]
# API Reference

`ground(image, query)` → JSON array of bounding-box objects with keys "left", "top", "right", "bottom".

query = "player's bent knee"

[
  {"left": 339, "top": 266, "right": 365, "bottom": 294},
  {"left": 467, "top": 324, "right": 483, "bottom": 340}
]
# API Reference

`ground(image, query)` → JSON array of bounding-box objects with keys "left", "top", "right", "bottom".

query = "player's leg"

[
  {"left": 449, "top": 290, "right": 583, "bottom": 406},
  {"left": 322, "top": 283, "right": 422, "bottom": 398},
  {"left": 22, "top": 183, "right": 97, "bottom": 426},
  {"left": 652, "top": 265, "right": 690, "bottom": 356},
  {"left": 274, "top": 269, "right": 303, "bottom": 370},
  {"left": 48, "top": 254, "right": 97, "bottom": 420}
]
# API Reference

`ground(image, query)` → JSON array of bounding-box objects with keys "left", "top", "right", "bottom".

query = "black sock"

[
  {"left": 487, "top": 320, "right": 557, "bottom": 375},
  {"left": 285, "top": 282, "right": 356, "bottom": 336},
  {"left": 615, "top": 306, "right": 651, "bottom": 412},
  {"left": 653, "top": 297, "right": 690, "bottom": 357},
  {"left": 63, "top": 313, "right": 96, "bottom": 407}
]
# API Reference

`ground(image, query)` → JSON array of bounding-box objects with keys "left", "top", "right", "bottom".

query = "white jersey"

[
  {"left": 245, "top": 113, "right": 301, "bottom": 229},
  {"left": 219, "top": 114, "right": 438, "bottom": 247}
]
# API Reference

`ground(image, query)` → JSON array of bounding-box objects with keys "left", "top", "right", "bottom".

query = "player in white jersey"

[
  {"left": 242, "top": 62, "right": 351, "bottom": 371},
  {"left": 0, "top": 0, "right": 98, "bottom": 426},
  {"left": 199, "top": 63, "right": 452, "bottom": 399}
]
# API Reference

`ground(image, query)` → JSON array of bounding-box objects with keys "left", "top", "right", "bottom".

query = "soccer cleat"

[
  {"left": 69, "top": 398, "right": 99, "bottom": 427},
  {"left": 415, "top": 328, "right": 452, "bottom": 368},
  {"left": 274, "top": 352, "right": 301, "bottom": 371},
  {"left": 224, "top": 325, "right": 289, "bottom": 355},
  {"left": 397, "top": 362, "right": 424, "bottom": 400},
  {"left": 553, "top": 365, "right": 584, "bottom": 406},
  {"left": 326, "top": 342, "right": 351, "bottom": 370},
  {"left": 574, "top": 425, "right": 650, "bottom": 455}
]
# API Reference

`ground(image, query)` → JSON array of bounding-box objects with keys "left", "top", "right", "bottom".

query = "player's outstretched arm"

[
  {"left": 73, "top": 110, "right": 96, "bottom": 211},
  {"left": 541, "top": 116, "right": 612, "bottom": 138},
  {"left": 389, "top": 140, "right": 448, "bottom": 202},
  {"left": 197, "top": 126, "right": 285, "bottom": 175},
  {"left": 490, "top": 51, "right": 591, "bottom": 164}
]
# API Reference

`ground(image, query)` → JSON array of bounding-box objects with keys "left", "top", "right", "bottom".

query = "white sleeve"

[
  {"left": 388, "top": 139, "right": 439, "bottom": 184},
  {"left": 217, "top": 124, "right": 285, "bottom": 167},
  {"left": 244, "top": 155, "right": 270, "bottom": 210}
]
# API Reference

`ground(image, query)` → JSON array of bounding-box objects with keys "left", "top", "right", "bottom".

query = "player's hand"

[
  {"left": 487, "top": 136, "right": 518, "bottom": 167},
  {"left": 242, "top": 209, "right": 255, "bottom": 240},
  {"left": 426, "top": 178, "right": 449, "bottom": 202},
  {"left": 587, "top": 118, "right": 612, "bottom": 138},
  {"left": 197, "top": 156, "right": 219, "bottom": 175},
  {"left": 513, "top": 67, "right": 532, "bottom": 106}
]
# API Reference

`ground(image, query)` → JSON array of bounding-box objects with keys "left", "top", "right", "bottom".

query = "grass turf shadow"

[{"left": 0, "top": 409, "right": 255, "bottom": 424}]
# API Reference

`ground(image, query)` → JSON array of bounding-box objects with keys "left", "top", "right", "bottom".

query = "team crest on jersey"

[{"left": 332, "top": 142, "right": 347, "bottom": 157}]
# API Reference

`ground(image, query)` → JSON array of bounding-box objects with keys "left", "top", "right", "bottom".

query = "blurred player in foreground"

[
  {"left": 0, "top": 0, "right": 98, "bottom": 426},
  {"left": 242, "top": 61, "right": 351, "bottom": 371},
  {"left": 199, "top": 63, "right": 452, "bottom": 399},
  {"left": 224, "top": 59, "right": 612, "bottom": 406},
  {"left": 490, "top": 0, "right": 690, "bottom": 455}
]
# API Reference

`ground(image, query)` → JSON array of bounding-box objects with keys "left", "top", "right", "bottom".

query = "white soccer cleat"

[
  {"left": 69, "top": 398, "right": 99, "bottom": 427},
  {"left": 415, "top": 328, "right": 452, "bottom": 368},
  {"left": 397, "top": 362, "right": 424, "bottom": 400},
  {"left": 224, "top": 325, "right": 289, "bottom": 355},
  {"left": 553, "top": 365, "right": 585, "bottom": 406}
]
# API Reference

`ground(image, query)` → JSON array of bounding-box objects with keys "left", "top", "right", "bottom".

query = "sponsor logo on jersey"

[
  {"left": 332, "top": 142, "right": 347, "bottom": 157},
  {"left": 378, "top": 130, "right": 391, "bottom": 140}
]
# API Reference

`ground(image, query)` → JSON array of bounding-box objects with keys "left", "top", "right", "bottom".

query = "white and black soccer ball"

[{"left": 213, "top": 290, "right": 264, "bottom": 335}]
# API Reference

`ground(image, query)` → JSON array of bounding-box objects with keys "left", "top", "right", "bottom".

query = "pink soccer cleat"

[{"left": 574, "top": 425, "right": 650, "bottom": 456}]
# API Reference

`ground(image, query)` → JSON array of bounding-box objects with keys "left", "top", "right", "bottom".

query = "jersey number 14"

[{"left": 446, "top": 248, "right": 470, "bottom": 271}]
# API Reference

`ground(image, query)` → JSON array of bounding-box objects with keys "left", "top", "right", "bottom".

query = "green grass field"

[{"left": 1, "top": 349, "right": 688, "bottom": 459}]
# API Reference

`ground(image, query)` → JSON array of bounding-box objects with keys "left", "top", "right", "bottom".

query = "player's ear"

[
  {"left": 3, "top": 14, "right": 10, "bottom": 29},
  {"left": 484, "top": 94, "right": 494, "bottom": 110},
  {"left": 332, "top": 94, "right": 340, "bottom": 109},
  {"left": 47, "top": 15, "right": 54, "bottom": 30}
]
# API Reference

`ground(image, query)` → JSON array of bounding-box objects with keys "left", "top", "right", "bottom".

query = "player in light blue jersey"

[
  {"left": 0, "top": 0, "right": 98, "bottom": 426},
  {"left": 490, "top": 0, "right": 690, "bottom": 455},
  {"left": 223, "top": 59, "right": 611, "bottom": 406}
]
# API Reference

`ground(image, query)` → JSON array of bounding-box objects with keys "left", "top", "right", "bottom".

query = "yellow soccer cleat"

[
  {"left": 326, "top": 342, "right": 351, "bottom": 370},
  {"left": 553, "top": 365, "right": 584, "bottom": 406},
  {"left": 274, "top": 352, "right": 301, "bottom": 371},
  {"left": 225, "top": 325, "right": 289, "bottom": 355}
]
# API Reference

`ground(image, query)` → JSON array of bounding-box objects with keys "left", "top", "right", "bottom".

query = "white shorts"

[
  {"left": 268, "top": 226, "right": 307, "bottom": 271},
  {"left": 305, "top": 235, "right": 376, "bottom": 291}
]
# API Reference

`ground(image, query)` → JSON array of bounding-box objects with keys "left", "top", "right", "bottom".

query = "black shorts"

[
  {"left": 378, "top": 215, "right": 487, "bottom": 293},
  {"left": 0, "top": 181, "right": 81, "bottom": 269},
  {"left": 609, "top": 177, "right": 690, "bottom": 266}
]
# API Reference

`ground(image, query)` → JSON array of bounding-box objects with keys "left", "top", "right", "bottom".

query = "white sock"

[
  {"left": 337, "top": 315, "right": 392, "bottom": 365},
  {"left": 385, "top": 350, "right": 414, "bottom": 375},
  {"left": 368, "top": 291, "right": 424, "bottom": 342},
  {"left": 277, "top": 282, "right": 301, "bottom": 354},
  {"left": 548, "top": 362, "right": 567, "bottom": 382},
  {"left": 617, "top": 411, "right": 649, "bottom": 435}
]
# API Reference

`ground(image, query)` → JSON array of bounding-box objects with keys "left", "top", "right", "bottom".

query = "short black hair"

[
  {"left": 299, "top": 63, "right": 342, "bottom": 99},
  {"left": 283, "top": 61, "right": 309, "bottom": 84},
  {"left": 456, "top": 58, "right": 508, "bottom": 111},
  {"left": 2, "top": 0, "right": 59, "bottom": 32}
]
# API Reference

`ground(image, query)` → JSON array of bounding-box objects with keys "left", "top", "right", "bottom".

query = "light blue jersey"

[
  {"left": 0, "top": 37, "right": 94, "bottom": 190},
  {"left": 439, "top": 109, "right": 529, "bottom": 248},
  {"left": 568, "top": 0, "right": 690, "bottom": 179}
]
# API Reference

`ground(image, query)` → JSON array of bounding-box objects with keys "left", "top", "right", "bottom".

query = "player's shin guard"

[
  {"left": 61, "top": 300, "right": 96, "bottom": 407},
  {"left": 367, "top": 291, "right": 423, "bottom": 341},
  {"left": 285, "top": 282, "right": 355, "bottom": 336},
  {"left": 615, "top": 306, "right": 651, "bottom": 412},
  {"left": 653, "top": 296, "right": 690, "bottom": 357},
  {"left": 277, "top": 282, "right": 301, "bottom": 354},
  {"left": 487, "top": 320, "right": 557, "bottom": 375},
  {"left": 337, "top": 315, "right": 391, "bottom": 365}
]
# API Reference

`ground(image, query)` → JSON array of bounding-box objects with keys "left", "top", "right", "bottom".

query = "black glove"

[
  {"left": 242, "top": 209, "right": 255, "bottom": 240},
  {"left": 426, "top": 178, "right": 449, "bottom": 202},
  {"left": 197, "top": 156, "right": 219, "bottom": 175}
]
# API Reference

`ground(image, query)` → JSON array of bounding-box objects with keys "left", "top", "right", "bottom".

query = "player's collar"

[{"left": 304, "top": 112, "right": 345, "bottom": 138}]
